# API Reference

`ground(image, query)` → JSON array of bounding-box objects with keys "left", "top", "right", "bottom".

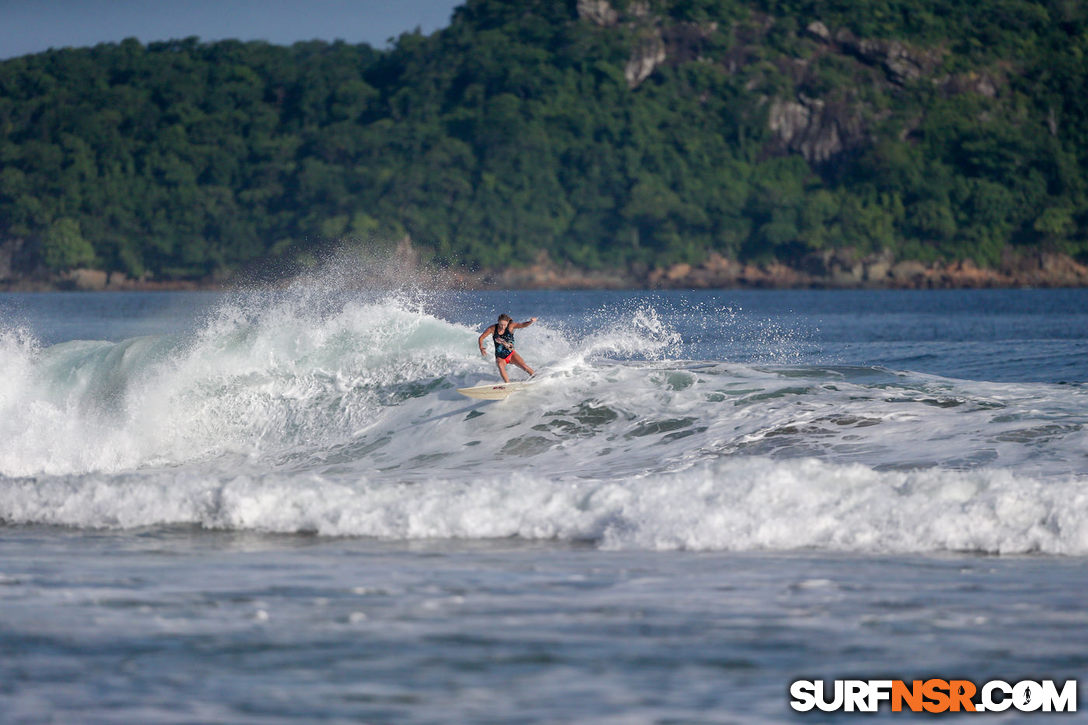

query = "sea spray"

[
  {"left": 579, "top": 295, "right": 814, "bottom": 364},
  {"left": 0, "top": 270, "right": 726, "bottom": 476},
  {"left": 0, "top": 293, "right": 484, "bottom": 476}
]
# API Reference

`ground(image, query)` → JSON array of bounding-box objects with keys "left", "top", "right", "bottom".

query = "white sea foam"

[
  {"left": 0, "top": 292, "right": 484, "bottom": 475},
  {"left": 0, "top": 326, "right": 38, "bottom": 410},
  {"left": 2, "top": 458, "right": 1086, "bottom": 555}
]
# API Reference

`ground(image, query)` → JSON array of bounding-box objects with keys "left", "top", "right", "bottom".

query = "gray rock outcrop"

[
  {"left": 576, "top": 0, "right": 619, "bottom": 27},
  {"left": 805, "top": 21, "right": 832, "bottom": 43},
  {"left": 625, "top": 30, "right": 667, "bottom": 88},
  {"left": 836, "top": 30, "right": 941, "bottom": 85},
  {"left": 768, "top": 95, "right": 866, "bottom": 163}
]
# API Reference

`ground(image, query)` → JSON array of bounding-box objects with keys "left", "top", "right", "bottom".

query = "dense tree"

[
  {"left": 40, "top": 218, "right": 95, "bottom": 271},
  {"left": 0, "top": 0, "right": 1086, "bottom": 281}
]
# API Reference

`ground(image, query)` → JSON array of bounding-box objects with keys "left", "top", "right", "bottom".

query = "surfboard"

[{"left": 456, "top": 381, "right": 533, "bottom": 400}]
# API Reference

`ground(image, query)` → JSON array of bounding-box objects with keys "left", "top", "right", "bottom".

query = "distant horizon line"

[
  {"left": 0, "top": 0, "right": 460, "bottom": 61},
  {"left": 1, "top": 30, "right": 442, "bottom": 61}
]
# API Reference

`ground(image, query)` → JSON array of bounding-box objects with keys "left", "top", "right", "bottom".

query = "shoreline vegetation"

[
  {"left": 3, "top": 1, "right": 1088, "bottom": 288},
  {"left": 5, "top": 244, "right": 1086, "bottom": 292}
]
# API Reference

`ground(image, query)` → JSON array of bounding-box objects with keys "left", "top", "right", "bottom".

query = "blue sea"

[{"left": 1, "top": 276, "right": 1086, "bottom": 723}]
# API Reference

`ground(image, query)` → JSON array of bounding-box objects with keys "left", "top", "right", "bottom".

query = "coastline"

[
  {"left": 2, "top": 250, "right": 1086, "bottom": 292},
  {"left": 469, "top": 250, "right": 1088, "bottom": 290}
]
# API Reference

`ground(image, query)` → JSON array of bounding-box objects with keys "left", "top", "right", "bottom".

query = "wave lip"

[
  {"left": 0, "top": 292, "right": 488, "bottom": 476},
  {"left": 3, "top": 458, "right": 1085, "bottom": 556}
]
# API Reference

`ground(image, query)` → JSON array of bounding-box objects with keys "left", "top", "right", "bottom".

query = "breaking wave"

[{"left": 1, "top": 279, "right": 1086, "bottom": 554}]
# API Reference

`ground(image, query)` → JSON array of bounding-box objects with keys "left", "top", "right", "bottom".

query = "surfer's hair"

[{"left": 498, "top": 313, "right": 513, "bottom": 323}]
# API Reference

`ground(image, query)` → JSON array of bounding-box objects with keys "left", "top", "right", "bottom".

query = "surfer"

[{"left": 478, "top": 313, "right": 536, "bottom": 383}]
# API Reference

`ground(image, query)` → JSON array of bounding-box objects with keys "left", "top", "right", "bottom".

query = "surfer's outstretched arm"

[
  {"left": 511, "top": 317, "right": 537, "bottom": 330},
  {"left": 477, "top": 326, "right": 495, "bottom": 357}
]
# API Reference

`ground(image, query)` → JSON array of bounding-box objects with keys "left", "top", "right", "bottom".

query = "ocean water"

[{"left": 1, "top": 279, "right": 1086, "bottom": 722}]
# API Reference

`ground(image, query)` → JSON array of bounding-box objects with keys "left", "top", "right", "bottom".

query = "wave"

[
  {"left": 2, "top": 458, "right": 1085, "bottom": 555},
  {"left": 0, "top": 285, "right": 683, "bottom": 476},
  {"left": 2, "top": 282, "right": 1086, "bottom": 554}
]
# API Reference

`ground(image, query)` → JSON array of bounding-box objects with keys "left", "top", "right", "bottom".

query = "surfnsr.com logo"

[{"left": 790, "top": 679, "right": 1077, "bottom": 713}]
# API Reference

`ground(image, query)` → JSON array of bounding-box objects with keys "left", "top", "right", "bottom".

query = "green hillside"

[{"left": 1, "top": 0, "right": 1086, "bottom": 283}]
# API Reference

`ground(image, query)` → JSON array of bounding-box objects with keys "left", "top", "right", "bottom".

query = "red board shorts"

[{"left": 496, "top": 350, "right": 514, "bottom": 362}]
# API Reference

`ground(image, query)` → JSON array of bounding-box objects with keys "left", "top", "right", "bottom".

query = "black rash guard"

[{"left": 493, "top": 326, "right": 515, "bottom": 359}]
